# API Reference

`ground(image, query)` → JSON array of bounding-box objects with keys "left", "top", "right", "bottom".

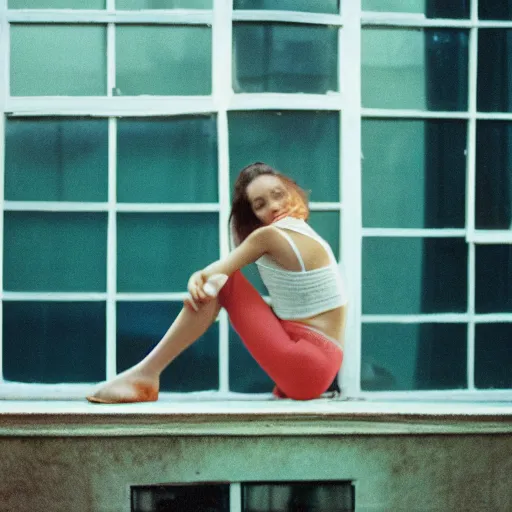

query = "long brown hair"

[{"left": 229, "top": 162, "right": 309, "bottom": 245}]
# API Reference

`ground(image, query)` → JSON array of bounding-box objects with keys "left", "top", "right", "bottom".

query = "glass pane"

[
  {"left": 3, "top": 301, "right": 106, "bottom": 383},
  {"left": 9, "top": 0, "right": 104, "bottom": 7},
  {"left": 243, "top": 482, "right": 354, "bottom": 512},
  {"left": 10, "top": 25, "right": 106, "bottom": 96},
  {"left": 131, "top": 484, "right": 230, "bottom": 512},
  {"left": 117, "top": 116, "right": 217, "bottom": 203},
  {"left": 477, "top": 30, "right": 512, "bottom": 112},
  {"left": 118, "top": 0, "right": 211, "bottom": 8},
  {"left": 233, "top": 23, "right": 338, "bottom": 94},
  {"left": 362, "top": 323, "right": 467, "bottom": 390},
  {"left": 309, "top": 211, "right": 340, "bottom": 260},
  {"left": 234, "top": 0, "right": 339, "bottom": 14},
  {"left": 475, "top": 245, "right": 512, "bottom": 313},
  {"left": 5, "top": 118, "right": 108, "bottom": 202},
  {"left": 229, "top": 325, "right": 274, "bottom": 393},
  {"left": 229, "top": 111, "right": 340, "bottom": 202},
  {"left": 117, "top": 302, "right": 218, "bottom": 392},
  {"left": 479, "top": 1, "right": 512, "bottom": 20},
  {"left": 117, "top": 213, "right": 218, "bottom": 292},
  {"left": 475, "top": 324, "right": 512, "bottom": 389},
  {"left": 116, "top": 26, "right": 211, "bottom": 96},
  {"left": 241, "top": 264, "right": 267, "bottom": 296},
  {"left": 4, "top": 212, "right": 107, "bottom": 292},
  {"left": 362, "top": 119, "right": 466, "bottom": 228},
  {"left": 362, "top": 0, "right": 469, "bottom": 18},
  {"left": 363, "top": 237, "right": 467, "bottom": 314},
  {"left": 475, "top": 121, "right": 512, "bottom": 229},
  {"left": 362, "top": 28, "right": 469, "bottom": 110}
]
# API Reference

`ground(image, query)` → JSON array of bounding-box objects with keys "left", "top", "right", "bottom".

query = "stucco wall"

[{"left": 1, "top": 433, "right": 511, "bottom": 512}]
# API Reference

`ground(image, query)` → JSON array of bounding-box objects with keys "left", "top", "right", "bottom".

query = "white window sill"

[{"left": 0, "top": 394, "right": 511, "bottom": 437}]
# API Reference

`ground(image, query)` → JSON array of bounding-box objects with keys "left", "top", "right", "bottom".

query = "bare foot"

[{"left": 86, "top": 370, "right": 159, "bottom": 404}]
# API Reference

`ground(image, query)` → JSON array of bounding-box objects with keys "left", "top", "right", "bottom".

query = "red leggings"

[{"left": 218, "top": 270, "right": 344, "bottom": 400}]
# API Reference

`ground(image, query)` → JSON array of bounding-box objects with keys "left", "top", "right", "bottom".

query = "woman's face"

[{"left": 246, "top": 174, "right": 292, "bottom": 225}]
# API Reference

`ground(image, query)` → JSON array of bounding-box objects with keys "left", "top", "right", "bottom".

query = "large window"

[{"left": 1, "top": 0, "right": 511, "bottom": 400}]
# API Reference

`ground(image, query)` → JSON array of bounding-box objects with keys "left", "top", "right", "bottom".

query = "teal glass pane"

[
  {"left": 117, "top": 302, "right": 218, "bottom": 392},
  {"left": 362, "top": 0, "right": 469, "bottom": 18},
  {"left": 117, "top": 116, "right": 217, "bottom": 203},
  {"left": 475, "top": 122, "right": 512, "bottom": 229},
  {"left": 362, "top": 323, "right": 467, "bottom": 391},
  {"left": 241, "top": 264, "right": 267, "bottom": 296},
  {"left": 116, "top": 26, "right": 211, "bottom": 96},
  {"left": 10, "top": 25, "right": 106, "bottom": 96},
  {"left": 479, "top": 1, "right": 512, "bottom": 20},
  {"left": 475, "top": 246, "right": 512, "bottom": 313},
  {"left": 233, "top": 23, "right": 338, "bottom": 94},
  {"left": 477, "top": 30, "right": 512, "bottom": 112},
  {"left": 9, "top": 0, "right": 104, "bottom": 7},
  {"left": 229, "top": 111, "right": 340, "bottom": 202},
  {"left": 117, "top": 213, "right": 218, "bottom": 292},
  {"left": 475, "top": 324, "right": 512, "bottom": 389},
  {"left": 5, "top": 118, "right": 108, "bottom": 202},
  {"left": 309, "top": 211, "right": 340, "bottom": 260},
  {"left": 3, "top": 301, "right": 106, "bottom": 383},
  {"left": 362, "top": 237, "right": 467, "bottom": 314},
  {"left": 118, "top": 0, "right": 211, "bottom": 8},
  {"left": 362, "top": 28, "right": 469, "bottom": 110},
  {"left": 362, "top": 119, "right": 467, "bottom": 228},
  {"left": 4, "top": 212, "right": 107, "bottom": 292},
  {"left": 234, "top": 0, "right": 339, "bottom": 14}
]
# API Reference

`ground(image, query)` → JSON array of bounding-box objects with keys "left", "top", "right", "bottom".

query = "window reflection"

[
  {"left": 10, "top": 25, "right": 106, "bottom": 96},
  {"left": 5, "top": 118, "right": 108, "bottom": 202},
  {"left": 118, "top": 302, "right": 219, "bottom": 392},
  {"left": 479, "top": 1, "right": 512, "bottom": 20},
  {"left": 233, "top": 23, "right": 338, "bottom": 94},
  {"left": 117, "top": 116, "right": 218, "bottom": 203},
  {"left": 3, "top": 301, "right": 106, "bottom": 383},
  {"left": 475, "top": 245, "right": 512, "bottom": 313},
  {"left": 362, "top": 0, "right": 469, "bottom": 18},
  {"left": 116, "top": 26, "right": 211, "bottom": 96},
  {"left": 475, "top": 324, "right": 512, "bottom": 389},
  {"left": 363, "top": 238, "right": 467, "bottom": 315},
  {"left": 362, "top": 119, "right": 466, "bottom": 228},
  {"left": 477, "top": 30, "right": 512, "bottom": 112},
  {"left": 234, "top": 0, "right": 339, "bottom": 14},
  {"left": 229, "top": 111, "right": 340, "bottom": 202},
  {"left": 362, "top": 28, "right": 468, "bottom": 110},
  {"left": 475, "top": 121, "right": 512, "bottom": 229},
  {"left": 362, "top": 323, "right": 467, "bottom": 391}
]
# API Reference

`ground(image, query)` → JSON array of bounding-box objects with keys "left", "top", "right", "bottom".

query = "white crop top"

[{"left": 256, "top": 216, "right": 348, "bottom": 320}]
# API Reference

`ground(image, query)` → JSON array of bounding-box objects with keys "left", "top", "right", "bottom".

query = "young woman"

[{"left": 86, "top": 162, "right": 348, "bottom": 403}]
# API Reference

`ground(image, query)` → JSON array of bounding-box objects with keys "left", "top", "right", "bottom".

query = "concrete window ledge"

[{"left": 0, "top": 398, "right": 511, "bottom": 437}]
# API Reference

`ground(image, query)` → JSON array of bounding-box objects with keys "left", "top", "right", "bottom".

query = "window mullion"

[
  {"left": 229, "top": 483, "right": 242, "bottom": 512},
  {"left": 466, "top": 0, "right": 479, "bottom": 391},
  {"left": 340, "top": 0, "right": 362, "bottom": 398},
  {"left": 213, "top": 0, "right": 232, "bottom": 393},
  {"left": 106, "top": 118, "right": 117, "bottom": 380},
  {"left": 0, "top": 1, "right": 8, "bottom": 383}
]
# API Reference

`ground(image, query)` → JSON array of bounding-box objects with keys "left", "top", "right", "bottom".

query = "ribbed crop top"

[{"left": 256, "top": 216, "right": 348, "bottom": 320}]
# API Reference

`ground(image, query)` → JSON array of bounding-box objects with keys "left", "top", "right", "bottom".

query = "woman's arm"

[{"left": 188, "top": 225, "right": 276, "bottom": 302}]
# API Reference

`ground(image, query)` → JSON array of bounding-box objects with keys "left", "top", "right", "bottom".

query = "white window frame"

[{"left": 0, "top": 0, "right": 510, "bottom": 402}]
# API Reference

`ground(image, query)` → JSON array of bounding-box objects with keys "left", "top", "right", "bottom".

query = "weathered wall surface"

[{"left": 0, "top": 434, "right": 511, "bottom": 512}]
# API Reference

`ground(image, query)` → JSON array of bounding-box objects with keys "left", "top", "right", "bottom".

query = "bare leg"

[{"left": 86, "top": 299, "right": 221, "bottom": 403}]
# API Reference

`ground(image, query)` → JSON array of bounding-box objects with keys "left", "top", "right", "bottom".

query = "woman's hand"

[{"left": 188, "top": 270, "right": 209, "bottom": 304}]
